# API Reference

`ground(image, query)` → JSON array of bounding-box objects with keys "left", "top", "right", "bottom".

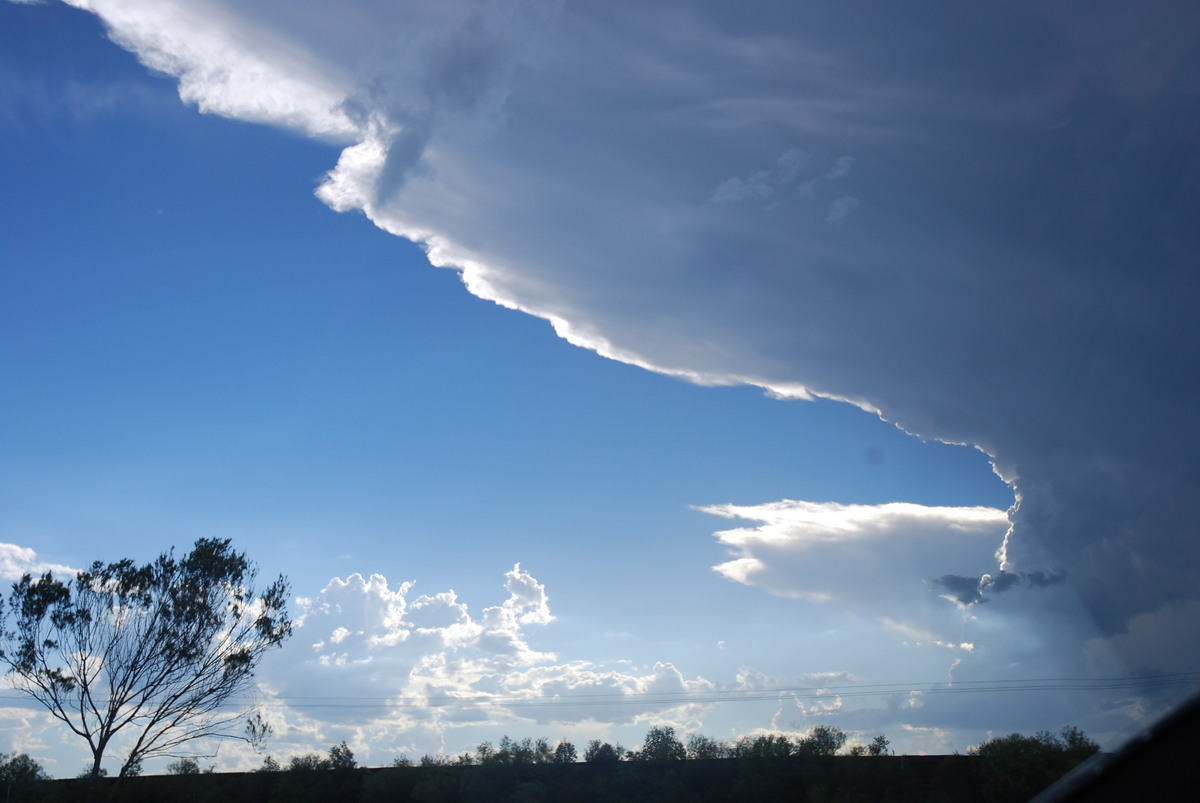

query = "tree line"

[
  {"left": 364, "top": 724, "right": 886, "bottom": 769},
  {"left": 0, "top": 722, "right": 1100, "bottom": 802}
]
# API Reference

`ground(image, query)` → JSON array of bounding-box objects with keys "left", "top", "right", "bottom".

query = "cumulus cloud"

[
  {"left": 0, "top": 543, "right": 78, "bottom": 581},
  {"left": 42, "top": 0, "right": 1200, "bottom": 697},
  {"left": 703, "top": 500, "right": 1008, "bottom": 609},
  {"left": 257, "top": 565, "right": 717, "bottom": 763}
]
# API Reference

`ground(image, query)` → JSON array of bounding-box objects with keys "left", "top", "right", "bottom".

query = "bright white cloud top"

[
  {"left": 2, "top": 0, "right": 1198, "bottom": 774},
  {"left": 704, "top": 501, "right": 1009, "bottom": 607},
  {"left": 265, "top": 566, "right": 715, "bottom": 744}
]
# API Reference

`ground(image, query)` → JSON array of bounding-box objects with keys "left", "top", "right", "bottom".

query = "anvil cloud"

[{"left": 5, "top": 0, "right": 1199, "bottom": 767}]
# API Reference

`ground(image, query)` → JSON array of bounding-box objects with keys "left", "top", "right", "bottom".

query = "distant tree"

[
  {"left": 0, "top": 538, "right": 291, "bottom": 790},
  {"left": 257, "top": 755, "right": 282, "bottom": 773},
  {"left": 328, "top": 741, "right": 356, "bottom": 771},
  {"left": 552, "top": 740, "right": 578, "bottom": 764},
  {"left": 732, "top": 734, "right": 794, "bottom": 759},
  {"left": 283, "top": 743, "right": 358, "bottom": 774},
  {"left": 287, "top": 753, "right": 329, "bottom": 772},
  {"left": 274, "top": 743, "right": 363, "bottom": 803},
  {"left": 969, "top": 726, "right": 1099, "bottom": 803},
  {"left": 499, "top": 736, "right": 525, "bottom": 764},
  {"left": 165, "top": 753, "right": 214, "bottom": 772},
  {"left": 485, "top": 736, "right": 546, "bottom": 765},
  {"left": 686, "top": 733, "right": 730, "bottom": 759},
  {"left": 797, "top": 725, "right": 847, "bottom": 756},
  {"left": 533, "top": 737, "right": 554, "bottom": 764},
  {"left": 583, "top": 740, "right": 624, "bottom": 763},
  {"left": 1058, "top": 726, "right": 1100, "bottom": 762},
  {"left": 637, "top": 725, "right": 686, "bottom": 762},
  {"left": 849, "top": 733, "right": 891, "bottom": 756},
  {"left": 0, "top": 752, "right": 49, "bottom": 799},
  {"left": 165, "top": 757, "right": 208, "bottom": 775}
]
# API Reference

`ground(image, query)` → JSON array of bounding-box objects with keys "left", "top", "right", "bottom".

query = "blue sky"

[{"left": 2, "top": 0, "right": 1198, "bottom": 775}]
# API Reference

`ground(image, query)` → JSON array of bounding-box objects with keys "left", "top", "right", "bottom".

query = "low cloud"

[
  {"left": 257, "top": 565, "right": 716, "bottom": 763},
  {"left": 930, "top": 568, "right": 1067, "bottom": 607},
  {"left": 0, "top": 543, "right": 78, "bottom": 581},
  {"left": 703, "top": 500, "right": 1008, "bottom": 611}
]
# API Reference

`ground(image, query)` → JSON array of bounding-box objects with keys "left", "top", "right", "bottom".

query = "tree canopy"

[
  {"left": 969, "top": 726, "right": 1099, "bottom": 802},
  {"left": 0, "top": 538, "right": 291, "bottom": 787},
  {"left": 0, "top": 752, "right": 49, "bottom": 799},
  {"left": 636, "top": 725, "right": 687, "bottom": 762}
]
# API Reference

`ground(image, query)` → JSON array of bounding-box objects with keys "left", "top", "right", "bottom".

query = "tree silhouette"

[
  {"left": 637, "top": 725, "right": 686, "bottom": 762},
  {"left": 552, "top": 741, "right": 578, "bottom": 764},
  {"left": 797, "top": 725, "right": 847, "bottom": 756},
  {"left": 969, "top": 726, "right": 1099, "bottom": 802},
  {"left": 0, "top": 538, "right": 291, "bottom": 793},
  {"left": 583, "top": 740, "right": 624, "bottom": 763},
  {"left": 0, "top": 752, "right": 49, "bottom": 800}
]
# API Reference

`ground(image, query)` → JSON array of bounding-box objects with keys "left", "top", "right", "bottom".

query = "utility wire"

[{"left": 3, "top": 671, "right": 1196, "bottom": 711}]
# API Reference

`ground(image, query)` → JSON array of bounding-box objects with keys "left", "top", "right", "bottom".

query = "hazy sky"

[{"left": 2, "top": 0, "right": 1198, "bottom": 775}]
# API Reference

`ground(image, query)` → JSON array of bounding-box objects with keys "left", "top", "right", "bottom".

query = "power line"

[{"left": 4, "top": 671, "right": 1195, "bottom": 712}]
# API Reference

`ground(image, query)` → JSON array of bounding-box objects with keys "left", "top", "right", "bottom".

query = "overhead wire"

[{"left": 4, "top": 671, "right": 1196, "bottom": 713}]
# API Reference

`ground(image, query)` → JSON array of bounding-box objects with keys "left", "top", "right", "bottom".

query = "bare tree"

[{"left": 0, "top": 538, "right": 290, "bottom": 793}]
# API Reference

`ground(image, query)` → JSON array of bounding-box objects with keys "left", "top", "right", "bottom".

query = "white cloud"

[
  {"left": 703, "top": 500, "right": 1008, "bottom": 608},
  {"left": 499, "top": 562, "right": 553, "bottom": 626},
  {"left": 67, "top": 0, "right": 356, "bottom": 138},
  {"left": 255, "top": 565, "right": 720, "bottom": 764},
  {"left": 0, "top": 543, "right": 78, "bottom": 581}
]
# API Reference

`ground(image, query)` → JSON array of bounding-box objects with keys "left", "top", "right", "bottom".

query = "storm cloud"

[{"left": 42, "top": 0, "right": 1200, "bottom": 661}]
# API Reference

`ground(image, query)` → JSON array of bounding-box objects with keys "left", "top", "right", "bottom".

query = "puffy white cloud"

[
  {"left": 0, "top": 543, "right": 78, "bottom": 581},
  {"left": 68, "top": 0, "right": 356, "bottom": 138},
  {"left": 704, "top": 500, "right": 1008, "bottom": 612},
  {"left": 256, "top": 565, "right": 718, "bottom": 763},
  {"left": 498, "top": 562, "right": 553, "bottom": 626}
]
